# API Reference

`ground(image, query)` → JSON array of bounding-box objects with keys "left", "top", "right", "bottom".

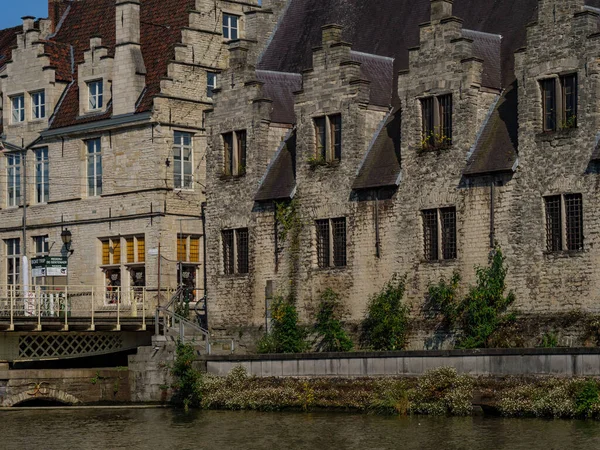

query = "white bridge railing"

[{"left": 0, "top": 285, "right": 163, "bottom": 331}]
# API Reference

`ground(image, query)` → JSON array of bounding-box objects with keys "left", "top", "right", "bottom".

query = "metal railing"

[
  {"left": 155, "top": 306, "right": 214, "bottom": 353},
  {"left": 0, "top": 285, "right": 161, "bottom": 331}
]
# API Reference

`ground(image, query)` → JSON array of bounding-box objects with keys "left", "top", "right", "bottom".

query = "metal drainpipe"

[
  {"left": 489, "top": 179, "right": 495, "bottom": 249},
  {"left": 273, "top": 201, "right": 279, "bottom": 272},
  {"left": 201, "top": 202, "right": 208, "bottom": 327},
  {"left": 375, "top": 189, "right": 381, "bottom": 258}
]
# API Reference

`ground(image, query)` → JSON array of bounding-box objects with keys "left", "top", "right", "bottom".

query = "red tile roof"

[{"left": 46, "top": 0, "right": 194, "bottom": 129}]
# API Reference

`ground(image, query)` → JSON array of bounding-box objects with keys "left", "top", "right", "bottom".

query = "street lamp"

[{"left": 61, "top": 228, "right": 73, "bottom": 252}]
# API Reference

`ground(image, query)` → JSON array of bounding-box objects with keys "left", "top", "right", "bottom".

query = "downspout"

[
  {"left": 274, "top": 201, "right": 279, "bottom": 272},
  {"left": 489, "top": 179, "right": 495, "bottom": 249},
  {"left": 375, "top": 189, "right": 381, "bottom": 258},
  {"left": 201, "top": 201, "right": 208, "bottom": 327}
]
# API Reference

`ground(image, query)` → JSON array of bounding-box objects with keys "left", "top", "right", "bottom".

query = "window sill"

[
  {"left": 308, "top": 160, "right": 340, "bottom": 171},
  {"left": 30, "top": 118, "right": 46, "bottom": 124},
  {"left": 313, "top": 265, "right": 348, "bottom": 273},
  {"left": 536, "top": 128, "right": 578, "bottom": 141},
  {"left": 220, "top": 273, "right": 250, "bottom": 279},
  {"left": 421, "top": 258, "right": 458, "bottom": 265},
  {"left": 543, "top": 250, "right": 585, "bottom": 259},
  {"left": 219, "top": 173, "right": 246, "bottom": 182},
  {"left": 417, "top": 144, "right": 453, "bottom": 155}
]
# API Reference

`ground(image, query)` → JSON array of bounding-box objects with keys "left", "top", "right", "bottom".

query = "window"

[
  {"left": 125, "top": 236, "right": 145, "bottom": 264},
  {"left": 35, "top": 147, "right": 49, "bottom": 203},
  {"left": 177, "top": 235, "right": 202, "bottom": 263},
  {"left": 6, "top": 238, "right": 20, "bottom": 285},
  {"left": 7, "top": 154, "right": 21, "bottom": 207},
  {"left": 173, "top": 131, "right": 193, "bottom": 189},
  {"left": 421, "top": 94, "right": 452, "bottom": 149},
  {"left": 207, "top": 72, "right": 217, "bottom": 98},
  {"left": 86, "top": 138, "right": 102, "bottom": 196},
  {"left": 540, "top": 74, "right": 578, "bottom": 132},
  {"left": 545, "top": 194, "right": 583, "bottom": 252},
  {"left": 316, "top": 218, "right": 347, "bottom": 268},
  {"left": 313, "top": 114, "right": 342, "bottom": 162},
  {"left": 223, "top": 130, "right": 247, "bottom": 176},
  {"left": 223, "top": 14, "right": 239, "bottom": 40},
  {"left": 422, "top": 207, "right": 457, "bottom": 261},
  {"left": 222, "top": 228, "right": 249, "bottom": 275},
  {"left": 31, "top": 91, "right": 46, "bottom": 120},
  {"left": 88, "top": 80, "right": 103, "bottom": 110},
  {"left": 11, "top": 95, "right": 25, "bottom": 123},
  {"left": 34, "top": 236, "right": 49, "bottom": 256},
  {"left": 101, "top": 238, "right": 121, "bottom": 266}
]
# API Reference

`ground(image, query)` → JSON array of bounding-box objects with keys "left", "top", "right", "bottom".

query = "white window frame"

[
  {"left": 88, "top": 80, "right": 103, "bottom": 111},
  {"left": 223, "top": 13, "right": 239, "bottom": 40},
  {"left": 86, "top": 138, "right": 102, "bottom": 197},
  {"left": 173, "top": 131, "right": 194, "bottom": 190},
  {"left": 34, "top": 147, "right": 49, "bottom": 204},
  {"left": 31, "top": 90, "right": 46, "bottom": 120},
  {"left": 207, "top": 72, "right": 217, "bottom": 98},
  {"left": 11, "top": 95, "right": 25, "bottom": 123},
  {"left": 33, "top": 235, "right": 49, "bottom": 257},
  {"left": 7, "top": 153, "right": 21, "bottom": 207},
  {"left": 6, "top": 238, "right": 21, "bottom": 286}
]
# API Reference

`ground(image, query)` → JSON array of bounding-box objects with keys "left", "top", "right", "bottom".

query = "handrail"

[{"left": 156, "top": 306, "right": 217, "bottom": 355}]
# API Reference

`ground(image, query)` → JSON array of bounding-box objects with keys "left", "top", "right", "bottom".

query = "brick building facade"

[{"left": 205, "top": 0, "right": 600, "bottom": 349}]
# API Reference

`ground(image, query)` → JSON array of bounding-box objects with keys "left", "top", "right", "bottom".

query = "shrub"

[
  {"left": 575, "top": 380, "right": 600, "bottom": 418},
  {"left": 171, "top": 341, "right": 202, "bottom": 410},
  {"left": 257, "top": 295, "right": 309, "bottom": 354},
  {"left": 408, "top": 367, "right": 473, "bottom": 416},
  {"left": 428, "top": 271, "right": 461, "bottom": 324},
  {"left": 539, "top": 331, "right": 559, "bottom": 348},
  {"left": 360, "top": 275, "right": 409, "bottom": 351},
  {"left": 314, "top": 288, "right": 353, "bottom": 352}
]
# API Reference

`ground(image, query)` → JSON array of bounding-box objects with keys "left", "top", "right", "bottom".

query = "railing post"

[
  {"left": 155, "top": 308, "right": 160, "bottom": 336},
  {"left": 90, "top": 286, "right": 96, "bottom": 331},
  {"left": 36, "top": 286, "right": 42, "bottom": 331},
  {"left": 63, "top": 286, "right": 69, "bottom": 331},
  {"left": 141, "top": 288, "right": 146, "bottom": 331},
  {"left": 179, "top": 319, "right": 184, "bottom": 341},
  {"left": 116, "top": 287, "right": 121, "bottom": 331},
  {"left": 9, "top": 286, "right": 14, "bottom": 331}
]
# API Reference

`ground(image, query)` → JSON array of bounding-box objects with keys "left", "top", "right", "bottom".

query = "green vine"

[
  {"left": 275, "top": 199, "right": 303, "bottom": 297},
  {"left": 171, "top": 341, "right": 203, "bottom": 410},
  {"left": 314, "top": 288, "right": 353, "bottom": 352},
  {"left": 257, "top": 295, "right": 309, "bottom": 354}
]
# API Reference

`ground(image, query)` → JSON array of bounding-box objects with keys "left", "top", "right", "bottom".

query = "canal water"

[{"left": 2, "top": 408, "right": 600, "bottom": 449}]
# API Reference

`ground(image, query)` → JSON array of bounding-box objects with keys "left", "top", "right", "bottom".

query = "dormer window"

[
  {"left": 223, "top": 14, "right": 239, "bottom": 40},
  {"left": 223, "top": 130, "right": 247, "bottom": 177},
  {"left": 11, "top": 95, "right": 25, "bottom": 123},
  {"left": 31, "top": 91, "right": 46, "bottom": 120},
  {"left": 540, "top": 74, "right": 577, "bottom": 132},
  {"left": 88, "top": 80, "right": 103, "bottom": 111},
  {"left": 420, "top": 94, "right": 452, "bottom": 150},
  {"left": 314, "top": 114, "right": 342, "bottom": 163}
]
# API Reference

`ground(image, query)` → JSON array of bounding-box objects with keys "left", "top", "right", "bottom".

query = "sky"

[{"left": 1, "top": 0, "right": 48, "bottom": 30}]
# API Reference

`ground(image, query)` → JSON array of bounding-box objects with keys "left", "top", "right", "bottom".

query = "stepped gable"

[
  {"left": 255, "top": 130, "right": 297, "bottom": 202},
  {"left": 0, "top": 25, "right": 22, "bottom": 135},
  {"left": 48, "top": 0, "right": 194, "bottom": 129},
  {"left": 256, "top": 70, "right": 302, "bottom": 124},
  {"left": 353, "top": 109, "right": 401, "bottom": 190},
  {"left": 349, "top": 51, "right": 394, "bottom": 107},
  {"left": 43, "top": 41, "right": 73, "bottom": 83},
  {"left": 462, "top": 29, "right": 502, "bottom": 90}
]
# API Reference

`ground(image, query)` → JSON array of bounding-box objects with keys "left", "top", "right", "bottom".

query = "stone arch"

[{"left": 2, "top": 389, "right": 82, "bottom": 407}]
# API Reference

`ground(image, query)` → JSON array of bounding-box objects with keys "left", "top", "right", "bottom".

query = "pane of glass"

[
  {"left": 96, "top": 154, "right": 102, "bottom": 195},
  {"left": 174, "top": 160, "right": 182, "bottom": 188}
]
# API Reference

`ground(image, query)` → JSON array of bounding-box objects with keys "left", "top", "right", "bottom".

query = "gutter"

[{"left": 41, "top": 112, "right": 153, "bottom": 139}]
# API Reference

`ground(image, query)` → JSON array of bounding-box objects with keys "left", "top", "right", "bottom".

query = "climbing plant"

[
  {"left": 257, "top": 295, "right": 309, "bottom": 354},
  {"left": 360, "top": 275, "right": 410, "bottom": 351},
  {"left": 314, "top": 288, "right": 353, "bottom": 352},
  {"left": 171, "top": 341, "right": 202, "bottom": 410}
]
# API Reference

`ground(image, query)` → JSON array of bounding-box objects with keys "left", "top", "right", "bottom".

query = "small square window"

[
  {"left": 223, "top": 14, "right": 239, "bottom": 40},
  {"left": 11, "top": 95, "right": 25, "bottom": 123},
  {"left": 31, "top": 91, "right": 46, "bottom": 119},
  {"left": 88, "top": 80, "right": 103, "bottom": 110}
]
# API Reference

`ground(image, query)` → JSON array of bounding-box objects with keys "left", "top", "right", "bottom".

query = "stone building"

[
  {"left": 0, "top": 0, "right": 264, "bottom": 313},
  {"left": 205, "top": 0, "right": 600, "bottom": 349}
]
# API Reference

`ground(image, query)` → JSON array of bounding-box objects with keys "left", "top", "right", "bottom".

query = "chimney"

[
  {"left": 112, "top": 0, "right": 146, "bottom": 116},
  {"left": 48, "top": 0, "right": 71, "bottom": 33},
  {"left": 430, "top": 0, "right": 453, "bottom": 21}
]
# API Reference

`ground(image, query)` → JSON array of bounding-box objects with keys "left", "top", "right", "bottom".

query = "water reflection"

[{"left": 1, "top": 408, "right": 600, "bottom": 450}]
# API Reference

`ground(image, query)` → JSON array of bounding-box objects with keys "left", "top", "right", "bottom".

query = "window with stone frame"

[
  {"left": 173, "top": 131, "right": 194, "bottom": 189},
  {"left": 31, "top": 90, "right": 46, "bottom": 120},
  {"left": 222, "top": 228, "right": 249, "bottom": 275},
  {"left": 33, "top": 235, "right": 49, "bottom": 257},
  {"left": 101, "top": 238, "right": 121, "bottom": 266},
  {"left": 86, "top": 138, "right": 102, "bottom": 196},
  {"left": 125, "top": 236, "right": 146, "bottom": 264},
  {"left": 11, "top": 94, "right": 25, "bottom": 123},
  {"left": 222, "top": 130, "right": 247, "bottom": 177},
  {"left": 222, "top": 13, "right": 239, "bottom": 40},
  {"left": 207, "top": 72, "right": 217, "bottom": 98},
  {"left": 88, "top": 80, "right": 103, "bottom": 110},
  {"left": 316, "top": 218, "right": 347, "bottom": 268},
  {"left": 540, "top": 74, "right": 578, "bottom": 132},
  {"left": 5, "top": 238, "right": 20, "bottom": 285},
  {"left": 177, "top": 235, "right": 201, "bottom": 263},
  {"left": 6, "top": 153, "right": 21, "bottom": 207},
  {"left": 420, "top": 94, "right": 452, "bottom": 149},
  {"left": 313, "top": 114, "right": 342, "bottom": 163},
  {"left": 545, "top": 194, "right": 583, "bottom": 252},
  {"left": 422, "top": 207, "right": 457, "bottom": 261},
  {"left": 35, "top": 147, "right": 49, "bottom": 204}
]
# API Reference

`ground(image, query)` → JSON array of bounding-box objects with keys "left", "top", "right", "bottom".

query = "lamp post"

[{"left": 61, "top": 228, "right": 73, "bottom": 285}]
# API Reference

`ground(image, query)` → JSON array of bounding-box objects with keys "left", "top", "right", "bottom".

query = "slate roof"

[
  {"left": 255, "top": 129, "right": 297, "bottom": 202},
  {"left": 349, "top": 51, "right": 394, "bottom": 107},
  {"left": 353, "top": 108, "right": 402, "bottom": 190},
  {"left": 256, "top": 70, "right": 302, "bottom": 124},
  {"left": 462, "top": 29, "right": 502, "bottom": 90}
]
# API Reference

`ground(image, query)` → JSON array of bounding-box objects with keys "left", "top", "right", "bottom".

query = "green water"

[{"left": 1, "top": 408, "right": 600, "bottom": 449}]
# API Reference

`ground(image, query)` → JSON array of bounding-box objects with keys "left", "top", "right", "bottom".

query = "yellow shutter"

[
  {"left": 137, "top": 237, "right": 145, "bottom": 263},
  {"left": 102, "top": 241, "right": 110, "bottom": 265},
  {"left": 190, "top": 237, "right": 200, "bottom": 262},
  {"left": 126, "top": 238, "right": 134, "bottom": 263},
  {"left": 112, "top": 240, "right": 121, "bottom": 264},
  {"left": 177, "top": 237, "right": 186, "bottom": 261}
]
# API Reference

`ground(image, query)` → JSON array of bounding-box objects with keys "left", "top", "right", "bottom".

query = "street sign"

[
  {"left": 148, "top": 248, "right": 159, "bottom": 256},
  {"left": 31, "top": 256, "right": 68, "bottom": 277}
]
